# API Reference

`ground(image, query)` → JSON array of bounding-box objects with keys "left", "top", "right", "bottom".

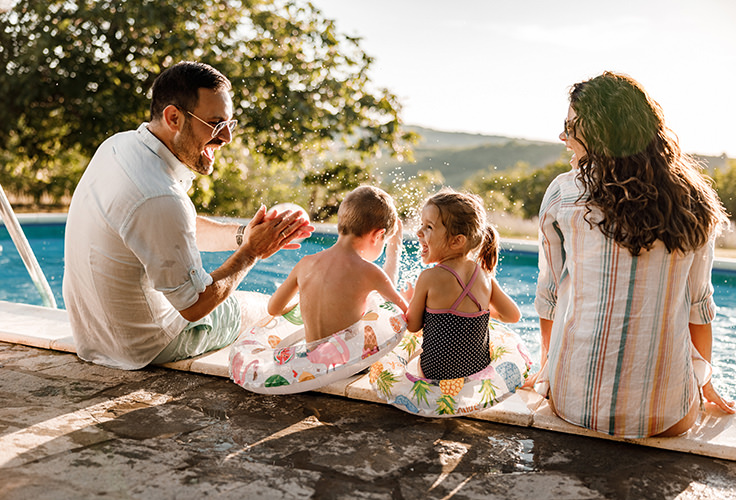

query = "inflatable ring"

[
  {"left": 369, "top": 320, "right": 533, "bottom": 417},
  {"left": 229, "top": 292, "right": 407, "bottom": 394}
]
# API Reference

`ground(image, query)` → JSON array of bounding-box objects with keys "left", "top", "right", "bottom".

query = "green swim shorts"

[{"left": 151, "top": 294, "right": 242, "bottom": 365}]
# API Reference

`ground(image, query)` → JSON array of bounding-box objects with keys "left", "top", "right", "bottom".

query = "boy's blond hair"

[{"left": 337, "top": 186, "right": 398, "bottom": 237}]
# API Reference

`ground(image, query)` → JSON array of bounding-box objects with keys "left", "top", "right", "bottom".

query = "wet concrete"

[{"left": 2, "top": 341, "right": 736, "bottom": 499}]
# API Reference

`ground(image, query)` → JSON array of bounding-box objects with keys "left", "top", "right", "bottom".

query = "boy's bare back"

[
  {"left": 267, "top": 186, "right": 409, "bottom": 344},
  {"left": 293, "top": 245, "right": 390, "bottom": 343},
  {"left": 269, "top": 234, "right": 406, "bottom": 344}
]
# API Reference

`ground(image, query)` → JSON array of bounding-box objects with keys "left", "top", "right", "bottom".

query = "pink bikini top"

[{"left": 425, "top": 263, "right": 488, "bottom": 317}]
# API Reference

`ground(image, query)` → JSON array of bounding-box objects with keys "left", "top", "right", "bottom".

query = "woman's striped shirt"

[{"left": 535, "top": 170, "right": 716, "bottom": 438}]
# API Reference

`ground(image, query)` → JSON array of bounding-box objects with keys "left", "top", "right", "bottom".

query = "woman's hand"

[
  {"left": 522, "top": 371, "right": 539, "bottom": 389},
  {"left": 522, "top": 359, "right": 546, "bottom": 389},
  {"left": 702, "top": 381, "right": 736, "bottom": 414}
]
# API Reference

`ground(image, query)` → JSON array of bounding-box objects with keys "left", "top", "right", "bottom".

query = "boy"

[{"left": 268, "top": 186, "right": 409, "bottom": 343}]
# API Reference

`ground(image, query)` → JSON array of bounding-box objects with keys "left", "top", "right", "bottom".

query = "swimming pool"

[{"left": 2, "top": 220, "right": 735, "bottom": 401}]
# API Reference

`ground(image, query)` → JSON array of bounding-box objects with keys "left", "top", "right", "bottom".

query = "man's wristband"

[{"left": 235, "top": 225, "right": 246, "bottom": 246}]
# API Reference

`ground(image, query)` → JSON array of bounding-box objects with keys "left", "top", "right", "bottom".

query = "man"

[{"left": 62, "top": 61, "right": 312, "bottom": 370}]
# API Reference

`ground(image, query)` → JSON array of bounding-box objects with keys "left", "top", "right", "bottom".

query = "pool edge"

[{"left": 3, "top": 214, "right": 735, "bottom": 272}]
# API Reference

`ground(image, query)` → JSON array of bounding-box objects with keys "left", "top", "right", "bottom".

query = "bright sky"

[{"left": 309, "top": 0, "right": 736, "bottom": 158}]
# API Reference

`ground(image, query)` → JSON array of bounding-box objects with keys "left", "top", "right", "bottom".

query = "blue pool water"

[{"left": 2, "top": 222, "right": 735, "bottom": 401}]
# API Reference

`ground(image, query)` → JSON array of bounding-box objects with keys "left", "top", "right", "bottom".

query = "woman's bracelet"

[{"left": 235, "top": 225, "right": 246, "bottom": 246}]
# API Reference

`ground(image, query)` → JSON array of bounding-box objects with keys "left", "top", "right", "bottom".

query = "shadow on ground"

[{"left": 1, "top": 342, "right": 735, "bottom": 499}]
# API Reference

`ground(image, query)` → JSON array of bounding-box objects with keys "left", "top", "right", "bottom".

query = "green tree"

[
  {"left": 385, "top": 169, "right": 445, "bottom": 220},
  {"left": 0, "top": 0, "right": 414, "bottom": 208},
  {"left": 466, "top": 161, "right": 570, "bottom": 219},
  {"left": 303, "top": 160, "right": 373, "bottom": 221},
  {"left": 189, "top": 138, "right": 312, "bottom": 217},
  {"left": 713, "top": 159, "right": 736, "bottom": 221}
]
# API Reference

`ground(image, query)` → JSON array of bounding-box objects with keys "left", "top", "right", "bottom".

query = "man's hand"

[
  {"left": 263, "top": 205, "right": 314, "bottom": 250},
  {"left": 240, "top": 206, "right": 314, "bottom": 259}
]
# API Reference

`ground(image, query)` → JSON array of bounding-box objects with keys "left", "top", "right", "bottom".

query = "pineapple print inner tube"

[
  {"left": 229, "top": 292, "right": 407, "bottom": 395},
  {"left": 369, "top": 320, "right": 533, "bottom": 417}
]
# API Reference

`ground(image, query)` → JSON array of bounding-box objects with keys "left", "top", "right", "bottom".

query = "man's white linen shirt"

[{"left": 63, "top": 124, "right": 213, "bottom": 369}]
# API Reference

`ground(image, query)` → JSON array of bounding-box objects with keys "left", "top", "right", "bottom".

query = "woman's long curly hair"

[{"left": 567, "top": 72, "right": 727, "bottom": 256}]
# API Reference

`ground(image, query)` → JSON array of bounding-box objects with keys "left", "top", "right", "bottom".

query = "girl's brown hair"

[
  {"left": 568, "top": 72, "right": 728, "bottom": 255},
  {"left": 426, "top": 188, "right": 499, "bottom": 274}
]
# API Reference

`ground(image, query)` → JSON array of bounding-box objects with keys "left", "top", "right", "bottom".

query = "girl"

[{"left": 405, "top": 188, "right": 521, "bottom": 380}]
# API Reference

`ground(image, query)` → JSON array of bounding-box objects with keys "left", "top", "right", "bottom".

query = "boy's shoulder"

[
  {"left": 295, "top": 251, "right": 317, "bottom": 267},
  {"left": 300, "top": 245, "right": 362, "bottom": 269},
  {"left": 293, "top": 247, "right": 330, "bottom": 272}
]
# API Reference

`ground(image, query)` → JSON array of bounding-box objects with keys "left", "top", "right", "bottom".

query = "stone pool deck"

[
  {"left": 2, "top": 303, "right": 736, "bottom": 499},
  {"left": 3, "top": 342, "right": 736, "bottom": 499}
]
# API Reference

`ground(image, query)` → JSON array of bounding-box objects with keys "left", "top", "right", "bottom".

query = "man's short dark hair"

[{"left": 149, "top": 61, "right": 231, "bottom": 120}]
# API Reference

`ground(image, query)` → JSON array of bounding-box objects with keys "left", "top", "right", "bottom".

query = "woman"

[{"left": 532, "top": 71, "right": 734, "bottom": 438}]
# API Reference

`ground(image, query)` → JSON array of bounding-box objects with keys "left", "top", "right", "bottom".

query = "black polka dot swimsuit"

[{"left": 420, "top": 263, "right": 491, "bottom": 380}]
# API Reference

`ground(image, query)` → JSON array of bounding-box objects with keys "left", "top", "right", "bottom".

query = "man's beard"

[{"left": 172, "top": 121, "right": 215, "bottom": 175}]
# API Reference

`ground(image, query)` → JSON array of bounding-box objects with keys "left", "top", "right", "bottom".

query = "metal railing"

[{"left": 0, "top": 184, "right": 57, "bottom": 308}]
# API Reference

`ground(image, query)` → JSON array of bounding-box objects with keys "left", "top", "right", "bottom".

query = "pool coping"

[{"left": 0, "top": 300, "right": 734, "bottom": 461}]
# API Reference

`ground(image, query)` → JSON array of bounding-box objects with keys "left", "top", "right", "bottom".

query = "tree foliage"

[
  {"left": 713, "top": 159, "right": 736, "bottom": 221},
  {"left": 0, "top": 0, "right": 414, "bottom": 207},
  {"left": 303, "top": 160, "right": 374, "bottom": 221},
  {"left": 385, "top": 168, "right": 444, "bottom": 220},
  {"left": 5, "top": 0, "right": 733, "bottom": 225},
  {"left": 465, "top": 161, "right": 571, "bottom": 219}
]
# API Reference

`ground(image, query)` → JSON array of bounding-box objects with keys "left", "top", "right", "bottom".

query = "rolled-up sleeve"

[
  {"left": 688, "top": 235, "right": 717, "bottom": 325},
  {"left": 535, "top": 176, "right": 565, "bottom": 320},
  {"left": 121, "top": 195, "right": 213, "bottom": 311}
]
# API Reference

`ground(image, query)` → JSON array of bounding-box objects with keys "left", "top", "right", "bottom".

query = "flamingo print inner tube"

[
  {"left": 370, "top": 321, "right": 533, "bottom": 417},
  {"left": 229, "top": 292, "right": 407, "bottom": 394}
]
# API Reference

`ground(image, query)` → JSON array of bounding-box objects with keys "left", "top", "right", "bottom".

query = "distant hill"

[
  {"left": 378, "top": 126, "right": 729, "bottom": 187},
  {"left": 406, "top": 125, "right": 513, "bottom": 149},
  {"left": 695, "top": 154, "right": 730, "bottom": 172},
  {"left": 381, "top": 126, "right": 568, "bottom": 187}
]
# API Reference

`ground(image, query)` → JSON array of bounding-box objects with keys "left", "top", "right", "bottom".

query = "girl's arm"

[
  {"left": 690, "top": 322, "right": 735, "bottom": 414},
  {"left": 267, "top": 264, "right": 300, "bottom": 316},
  {"left": 382, "top": 219, "right": 403, "bottom": 286},
  {"left": 406, "top": 272, "right": 430, "bottom": 332},
  {"left": 488, "top": 277, "right": 521, "bottom": 323}
]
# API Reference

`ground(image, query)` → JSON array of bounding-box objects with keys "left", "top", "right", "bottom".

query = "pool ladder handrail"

[{"left": 0, "top": 183, "right": 58, "bottom": 308}]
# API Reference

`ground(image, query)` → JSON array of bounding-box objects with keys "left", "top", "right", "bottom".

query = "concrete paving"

[{"left": 2, "top": 341, "right": 736, "bottom": 500}]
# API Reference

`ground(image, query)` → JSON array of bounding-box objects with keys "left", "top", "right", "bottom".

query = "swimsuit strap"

[{"left": 435, "top": 263, "right": 483, "bottom": 312}]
